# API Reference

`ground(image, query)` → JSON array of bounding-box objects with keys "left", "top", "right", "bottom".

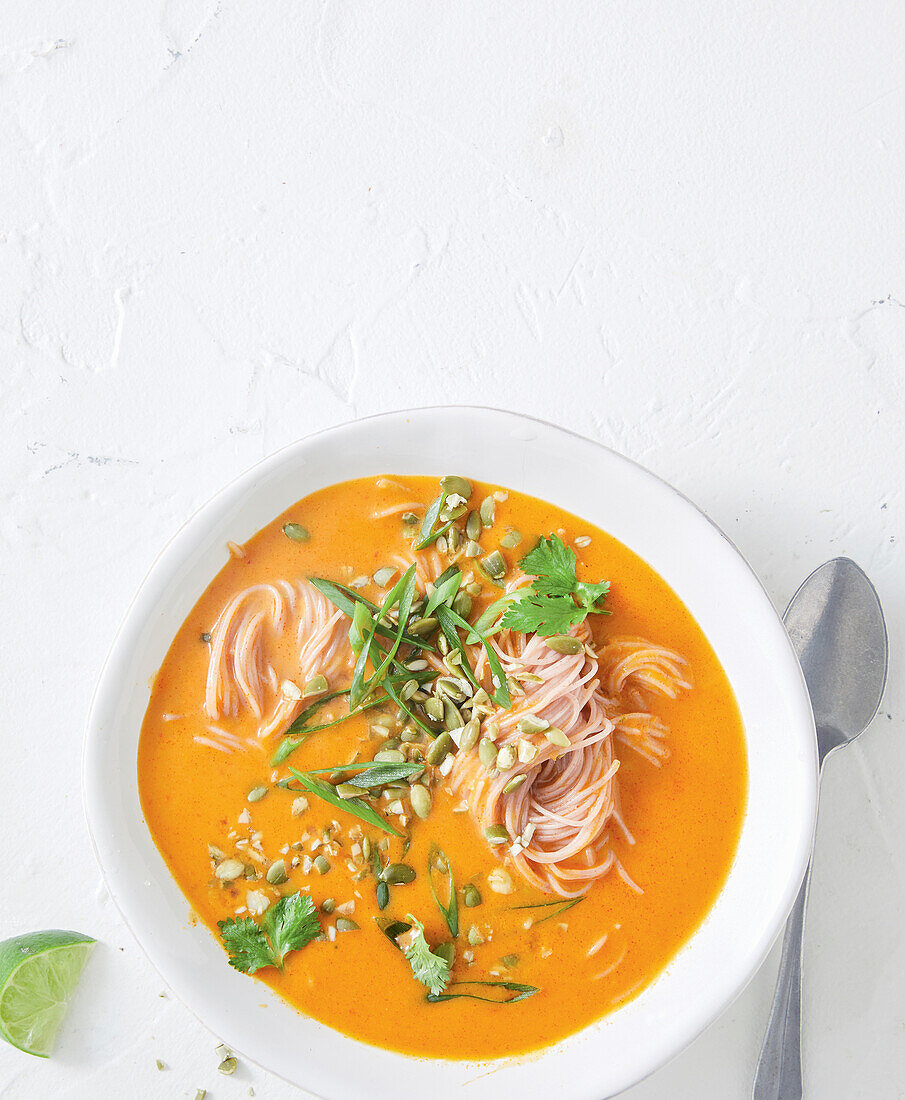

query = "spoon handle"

[{"left": 752, "top": 868, "right": 811, "bottom": 1100}]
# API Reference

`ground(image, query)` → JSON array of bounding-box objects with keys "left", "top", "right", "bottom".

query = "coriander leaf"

[
  {"left": 217, "top": 916, "right": 277, "bottom": 975},
  {"left": 264, "top": 892, "right": 321, "bottom": 963},
  {"left": 519, "top": 536, "right": 577, "bottom": 597},
  {"left": 403, "top": 915, "right": 451, "bottom": 996},
  {"left": 500, "top": 593, "right": 582, "bottom": 637},
  {"left": 575, "top": 579, "right": 610, "bottom": 609}
]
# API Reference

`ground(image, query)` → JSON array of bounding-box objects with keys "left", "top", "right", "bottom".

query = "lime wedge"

[{"left": 0, "top": 930, "right": 95, "bottom": 1057}]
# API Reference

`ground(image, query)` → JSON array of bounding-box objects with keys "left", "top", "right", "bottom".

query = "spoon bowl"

[{"left": 784, "top": 557, "right": 888, "bottom": 761}]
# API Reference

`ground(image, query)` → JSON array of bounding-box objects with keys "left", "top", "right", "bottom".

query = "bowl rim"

[{"left": 83, "top": 405, "right": 818, "bottom": 1100}]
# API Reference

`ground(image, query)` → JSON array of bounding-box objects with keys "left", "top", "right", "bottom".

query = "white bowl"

[{"left": 83, "top": 407, "right": 817, "bottom": 1100}]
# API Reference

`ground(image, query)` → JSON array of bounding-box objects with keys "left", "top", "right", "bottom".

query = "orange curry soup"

[{"left": 138, "top": 476, "right": 747, "bottom": 1060}]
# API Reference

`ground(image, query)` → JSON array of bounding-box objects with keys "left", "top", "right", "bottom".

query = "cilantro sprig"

[
  {"left": 403, "top": 915, "right": 451, "bottom": 996},
  {"left": 500, "top": 535, "right": 610, "bottom": 637},
  {"left": 218, "top": 891, "right": 321, "bottom": 975}
]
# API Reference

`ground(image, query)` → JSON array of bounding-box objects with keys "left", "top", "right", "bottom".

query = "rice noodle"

[{"left": 204, "top": 579, "right": 351, "bottom": 738}]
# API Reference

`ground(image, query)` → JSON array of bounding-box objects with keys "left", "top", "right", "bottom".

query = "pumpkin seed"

[
  {"left": 518, "top": 714, "right": 549, "bottom": 734},
  {"left": 484, "top": 720, "right": 499, "bottom": 741},
  {"left": 314, "top": 855, "right": 331, "bottom": 875},
  {"left": 400, "top": 678, "right": 419, "bottom": 701},
  {"left": 435, "top": 941, "right": 456, "bottom": 968},
  {"left": 463, "top": 883, "right": 482, "bottom": 907},
  {"left": 465, "top": 540, "right": 482, "bottom": 557},
  {"left": 496, "top": 744, "right": 517, "bottom": 771},
  {"left": 302, "top": 674, "right": 328, "bottom": 697},
  {"left": 409, "top": 616, "right": 439, "bottom": 636},
  {"left": 401, "top": 728, "right": 423, "bottom": 743},
  {"left": 502, "top": 953, "right": 520, "bottom": 968},
  {"left": 544, "top": 726, "right": 571, "bottom": 748},
  {"left": 336, "top": 917, "right": 360, "bottom": 932},
  {"left": 410, "top": 784, "right": 432, "bottom": 819},
  {"left": 488, "top": 867, "right": 514, "bottom": 894},
  {"left": 402, "top": 511, "right": 419, "bottom": 526},
  {"left": 247, "top": 786, "right": 268, "bottom": 803},
  {"left": 218, "top": 1056, "right": 238, "bottom": 1075},
  {"left": 374, "top": 748, "right": 405, "bottom": 763},
  {"left": 282, "top": 523, "right": 310, "bottom": 542},
  {"left": 376, "top": 881, "right": 389, "bottom": 909},
  {"left": 484, "top": 824, "right": 509, "bottom": 845},
  {"left": 426, "top": 731, "right": 455, "bottom": 766},
  {"left": 479, "top": 496, "right": 495, "bottom": 526},
  {"left": 480, "top": 550, "right": 506, "bottom": 580},
  {"left": 447, "top": 526, "right": 462, "bottom": 552},
  {"left": 440, "top": 475, "right": 472, "bottom": 498},
  {"left": 208, "top": 844, "right": 225, "bottom": 862},
  {"left": 373, "top": 566, "right": 397, "bottom": 588},
  {"left": 467, "top": 924, "right": 485, "bottom": 946},
  {"left": 466, "top": 581, "right": 483, "bottom": 596},
  {"left": 478, "top": 738, "right": 498, "bottom": 769},
  {"left": 424, "top": 696, "right": 445, "bottom": 722},
  {"left": 382, "top": 862, "right": 416, "bottom": 885},
  {"left": 266, "top": 860, "right": 288, "bottom": 885},
  {"left": 436, "top": 676, "right": 467, "bottom": 702},
  {"left": 321, "top": 898, "right": 336, "bottom": 914},
  {"left": 452, "top": 592, "right": 473, "bottom": 617},
  {"left": 459, "top": 716, "right": 481, "bottom": 752},
  {"left": 214, "top": 859, "right": 244, "bottom": 882},
  {"left": 334, "top": 783, "right": 362, "bottom": 799},
  {"left": 503, "top": 774, "right": 527, "bottom": 794},
  {"left": 465, "top": 510, "right": 482, "bottom": 541},
  {"left": 544, "top": 634, "right": 584, "bottom": 655},
  {"left": 500, "top": 529, "right": 522, "bottom": 548},
  {"left": 407, "top": 658, "right": 429, "bottom": 671},
  {"left": 517, "top": 738, "right": 538, "bottom": 763}
]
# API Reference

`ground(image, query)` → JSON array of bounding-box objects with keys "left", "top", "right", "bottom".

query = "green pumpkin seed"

[
  {"left": 544, "top": 634, "right": 584, "bottom": 655},
  {"left": 500, "top": 529, "right": 522, "bottom": 548},
  {"left": 484, "top": 720, "right": 499, "bottom": 741},
  {"left": 334, "top": 782, "right": 363, "bottom": 799},
  {"left": 478, "top": 738, "right": 498, "bottom": 769},
  {"left": 302, "top": 674, "right": 328, "bottom": 697},
  {"left": 440, "top": 475, "right": 472, "bottom": 498},
  {"left": 247, "top": 786, "right": 268, "bottom": 803},
  {"left": 376, "top": 881, "right": 389, "bottom": 909},
  {"left": 436, "top": 676, "right": 467, "bottom": 702},
  {"left": 402, "top": 511, "right": 419, "bottom": 526},
  {"left": 373, "top": 748, "right": 405, "bottom": 763},
  {"left": 437, "top": 633, "right": 450, "bottom": 655},
  {"left": 434, "top": 941, "right": 455, "bottom": 968},
  {"left": 373, "top": 566, "right": 397, "bottom": 588},
  {"left": 400, "top": 728, "right": 423, "bottom": 743},
  {"left": 266, "top": 860, "right": 288, "bottom": 885},
  {"left": 409, "top": 784, "right": 432, "bottom": 819},
  {"left": 503, "top": 774, "right": 527, "bottom": 794},
  {"left": 382, "top": 863, "right": 416, "bottom": 885},
  {"left": 544, "top": 726, "right": 571, "bottom": 748},
  {"left": 426, "top": 732, "right": 455, "bottom": 766},
  {"left": 465, "top": 510, "right": 482, "bottom": 541},
  {"left": 502, "top": 953, "right": 520, "bottom": 968},
  {"left": 314, "top": 855, "right": 331, "bottom": 875},
  {"left": 335, "top": 917, "right": 359, "bottom": 932},
  {"left": 466, "top": 581, "right": 483, "bottom": 596},
  {"left": 321, "top": 898, "right": 335, "bottom": 914},
  {"left": 447, "top": 526, "right": 462, "bottom": 552},
  {"left": 218, "top": 1056, "right": 238, "bottom": 1075},
  {"left": 484, "top": 824, "right": 509, "bottom": 845},
  {"left": 463, "top": 883, "right": 482, "bottom": 907},
  {"left": 496, "top": 744, "right": 517, "bottom": 771},
  {"left": 467, "top": 924, "right": 485, "bottom": 946},
  {"left": 518, "top": 714, "right": 549, "bottom": 734},
  {"left": 409, "top": 616, "right": 439, "bottom": 636},
  {"left": 465, "top": 540, "right": 482, "bottom": 558},
  {"left": 479, "top": 496, "right": 495, "bottom": 526},
  {"left": 424, "top": 696, "right": 445, "bottom": 722},
  {"left": 282, "top": 523, "right": 310, "bottom": 542},
  {"left": 452, "top": 592, "right": 473, "bottom": 617},
  {"left": 400, "top": 678, "right": 419, "bottom": 701},
  {"left": 459, "top": 716, "right": 481, "bottom": 752},
  {"left": 480, "top": 550, "right": 506, "bottom": 580}
]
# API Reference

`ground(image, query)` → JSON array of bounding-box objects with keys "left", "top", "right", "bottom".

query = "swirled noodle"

[{"left": 204, "top": 579, "right": 351, "bottom": 740}]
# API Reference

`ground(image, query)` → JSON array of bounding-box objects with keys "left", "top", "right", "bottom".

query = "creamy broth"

[{"left": 138, "top": 476, "right": 746, "bottom": 1060}]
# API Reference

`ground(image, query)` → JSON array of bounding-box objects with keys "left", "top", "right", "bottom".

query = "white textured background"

[{"left": 1, "top": 2, "right": 903, "bottom": 1098}]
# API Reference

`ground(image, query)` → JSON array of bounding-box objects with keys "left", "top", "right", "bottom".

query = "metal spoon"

[{"left": 753, "top": 557, "right": 888, "bottom": 1100}]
